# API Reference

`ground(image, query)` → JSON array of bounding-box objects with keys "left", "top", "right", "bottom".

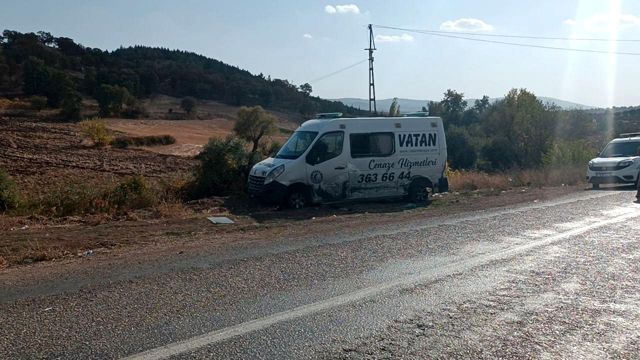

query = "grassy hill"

[{"left": 0, "top": 30, "right": 366, "bottom": 119}]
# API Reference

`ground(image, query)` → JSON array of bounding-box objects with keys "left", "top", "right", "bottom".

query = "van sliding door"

[{"left": 348, "top": 132, "right": 401, "bottom": 199}]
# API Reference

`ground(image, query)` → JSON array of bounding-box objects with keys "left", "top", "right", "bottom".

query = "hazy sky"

[{"left": 3, "top": 0, "right": 640, "bottom": 107}]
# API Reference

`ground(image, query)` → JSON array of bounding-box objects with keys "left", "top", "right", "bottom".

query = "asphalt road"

[{"left": 2, "top": 189, "right": 640, "bottom": 359}]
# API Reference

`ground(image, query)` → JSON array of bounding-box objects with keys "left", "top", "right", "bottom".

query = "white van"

[
  {"left": 248, "top": 113, "right": 449, "bottom": 208},
  {"left": 586, "top": 133, "right": 640, "bottom": 189}
]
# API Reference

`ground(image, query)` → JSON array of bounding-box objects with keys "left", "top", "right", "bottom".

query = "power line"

[
  {"left": 307, "top": 59, "right": 368, "bottom": 84},
  {"left": 372, "top": 25, "right": 640, "bottom": 56},
  {"left": 423, "top": 32, "right": 640, "bottom": 56},
  {"left": 373, "top": 24, "right": 640, "bottom": 42}
]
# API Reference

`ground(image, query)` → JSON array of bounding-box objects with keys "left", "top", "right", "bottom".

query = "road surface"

[{"left": 2, "top": 189, "right": 640, "bottom": 359}]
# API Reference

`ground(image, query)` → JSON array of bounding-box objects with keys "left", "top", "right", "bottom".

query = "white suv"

[{"left": 586, "top": 134, "right": 640, "bottom": 189}]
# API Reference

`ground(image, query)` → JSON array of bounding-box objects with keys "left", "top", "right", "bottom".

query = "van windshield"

[
  {"left": 275, "top": 131, "right": 318, "bottom": 159},
  {"left": 599, "top": 141, "right": 640, "bottom": 158}
]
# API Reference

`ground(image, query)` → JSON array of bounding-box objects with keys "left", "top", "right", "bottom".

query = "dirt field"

[
  {"left": 0, "top": 119, "right": 196, "bottom": 191},
  {"left": 104, "top": 96, "right": 298, "bottom": 156}
]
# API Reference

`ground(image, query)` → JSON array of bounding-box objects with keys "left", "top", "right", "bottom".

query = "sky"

[{"left": 3, "top": 0, "right": 640, "bottom": 107}]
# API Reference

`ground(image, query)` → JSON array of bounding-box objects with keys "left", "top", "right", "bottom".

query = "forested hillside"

[{"left": 0, "top": 30, "right": 365, "bottom": 119}]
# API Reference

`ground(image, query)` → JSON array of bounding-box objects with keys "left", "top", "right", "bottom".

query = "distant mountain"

[{"left": 335, "top": 97, "right": 595, "bottom": 113}]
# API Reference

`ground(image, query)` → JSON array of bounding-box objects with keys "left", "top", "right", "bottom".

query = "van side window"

[
  {"left": 350, "top": 132, "right": 395, "bottom": 158},
  {"left": 306, "top": 131, "right": 344, "bottom": 165}
]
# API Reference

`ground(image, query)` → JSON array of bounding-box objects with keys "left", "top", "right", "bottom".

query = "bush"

[
  {"left": 79, "top": 118, "right": 112, "bottom": 146},
  {"left": 60, "top": 91, "right": 82, "bottom": 121},
  {"left": 107, "top": 175, "right": 156, "bottom": 211},
  {"left": 22, "top": 176, "right": 158, "bottom": 217},
  {"left": 482, "top": 137, "right": 518, "bottom": 171},
  {"left": 111, "top": 135, "right": 176, "bottom": 148},
  {"left": 29, "top": 96, "right": 48, "bottom": 111},
  {"left": 0, "top": 168, "right": 20, "bottom": 212},
  {"left": 543, "top": 140, "right": 597, "bottom": 168},
  {"left": 181, "top": 97, "right": 197, "bottom": 115},
  {"left": 189, "top": 136, "right": 249, "bottom": 198},
  {"left": 446, "top": 127, "right": 477, "bottom": 169},
  {"left": 121, "top": 98, "right": 148, "bottom": 119},
  {"left": 24, "top": 180, "right": 109, "bottom": 217}
]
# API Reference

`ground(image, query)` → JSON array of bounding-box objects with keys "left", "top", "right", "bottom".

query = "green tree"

[
  {"left": 180, "top": 96, "right": 197, "bottom": 115},
  {"left": 96, "top": 84, "right": 131, "bottom": 117},
  {"left": 427, "top": 101, "right": 443, "bottom": 116},
  {"left": 482, "top": 89, "right": 553, "bottom": 168},
  {"left": 234, "top": 106, "right": 278, "bottom": 154},
  {"left": 473, "top": 95, "right": 491, "bottom": 114},
  {"left": 23, "top": 57, "right": 49, "bottom": 96},
  {"left": 388, "top": 97, "right": 401, "bottom": 117},
  {"left": 299, "top": 83, "right": 312, "bottom": 96},
  {"left": 482, "top": 137, "right": 518, "bottom": 171},
  {"left": 440, "top": 89, "right": 467, "bottom": 126},
  {"left": 446, "top": 127, "right": 477, "bottom": 169},
  {"left": 60, "top": 91, "right": 82, "bottom": 121}
]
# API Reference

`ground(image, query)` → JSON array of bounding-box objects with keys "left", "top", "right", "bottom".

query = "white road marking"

[{"left": 123, "top": 209, "right": 640, "bottom": 360}]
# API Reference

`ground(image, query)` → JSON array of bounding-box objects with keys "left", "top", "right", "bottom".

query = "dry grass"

[{"left": 449, "top": 167, "right": 585, "bottom": 192}]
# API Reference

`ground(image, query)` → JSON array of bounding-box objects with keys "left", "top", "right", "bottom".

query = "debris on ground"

[{"left": 207, "top": 216, "right": 234, "bottom": 224}]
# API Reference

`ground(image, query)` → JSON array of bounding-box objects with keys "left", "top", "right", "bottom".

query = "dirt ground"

[
  {"left": 104, "top": 96, "right": 297, "bottom": 156},
  {"left": 0, "top": 185, "right": 582, "bottom": 268},
  {"left": 0, "top": 119, "right": 196, "bottom": 191}
]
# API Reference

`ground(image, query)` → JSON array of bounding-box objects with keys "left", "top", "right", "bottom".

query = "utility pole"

[{"left": 365, "top": 24, "right": 377, "bottom": 115}]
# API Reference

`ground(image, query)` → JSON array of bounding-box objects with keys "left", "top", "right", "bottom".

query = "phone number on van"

[{"left": 357, "top": 171, "right": 412, "bottom": 184}]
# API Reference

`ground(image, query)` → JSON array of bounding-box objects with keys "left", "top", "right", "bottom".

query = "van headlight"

[
  {"left": 264, "top": 164, "right": 285, "bottom": 184},
  {"left": 618, "top": 160, "right": 633, "bottom": 168}
]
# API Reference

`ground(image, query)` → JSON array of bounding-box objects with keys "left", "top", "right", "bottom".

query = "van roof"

[{"left": 298, "top": 116, "right": 443, "bottom": 132}]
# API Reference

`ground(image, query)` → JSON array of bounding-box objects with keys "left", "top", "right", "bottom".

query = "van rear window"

[{"left": 350, "top": 133, "right": 395, "bottom": 158}]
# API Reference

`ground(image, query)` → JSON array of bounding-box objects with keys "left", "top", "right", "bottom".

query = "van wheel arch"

[{"left": 408, "top": 176, "right": 433, "bottom": 204}]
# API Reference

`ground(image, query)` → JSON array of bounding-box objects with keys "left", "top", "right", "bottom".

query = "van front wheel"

[{"left": 286, "top": 189, "right": 308, "bottom": 209}]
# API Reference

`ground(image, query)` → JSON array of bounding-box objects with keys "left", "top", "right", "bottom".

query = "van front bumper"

[{"left": 248, "top": 178, "right": 288, "bottom": 205}]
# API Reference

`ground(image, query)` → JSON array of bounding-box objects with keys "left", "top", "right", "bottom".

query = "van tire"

[
  {"left": 592, "top": 183, "right": 600, "bottom": 190},
  {"left": 286, "top": 189, "right": 308, "bottom": 209},
  {"left": 408, "top": 180, "right": 430, "bottom": 205}
]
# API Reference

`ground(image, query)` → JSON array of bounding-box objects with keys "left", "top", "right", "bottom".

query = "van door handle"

[{"left": 335, "top": 166, "right": 346, "bottom": 170}]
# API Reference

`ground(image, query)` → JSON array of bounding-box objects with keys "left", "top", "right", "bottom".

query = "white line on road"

[{"left": 123, "top": 208, "right": 640, "bottom": 360}]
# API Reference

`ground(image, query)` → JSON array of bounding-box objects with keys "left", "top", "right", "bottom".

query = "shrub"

[
  {"left": 25, "top": 181, "right": 109, "bottom": 217},
  {"left": 79, "top": 118, "right": 112, "bottom": 146},
  {"left": 542, "top": 140, "right": 597, "bottom": 168},
  {"left": 111, "top": 135, "right": 176, "bottom": 148},
  {"left": 107, "top": 175, "right": 156, "bottom": 211},
  {"left": 60, "top": 91, "right": 82, "bottom": 121},
  {"left": 482, "top": 137, "right": 518, "bottom": 171},
  {"left": 0, "top": 168, "right": 20, "bottom": 212},
  {"left": 29, "top": 96, "right": 48, "bottom": 111},
  {"left": 181, "top": 97, "right": 197, "bottom": 115},
  {"left": 446, "top": 127, "right": 477, "bottom": 169},
  {"left": 189, "top": 135, "right": 249, "bottom": 198},
  {"left": 121, "top": 98, "right": 148, "bottom": 119},
  {"left": 22, "top": 176, "right": 159, "bottom": 217}
]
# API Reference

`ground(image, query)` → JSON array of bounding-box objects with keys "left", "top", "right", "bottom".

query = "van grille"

[{"left": 248, "top": 175, "right": 265, "bottom": 193}]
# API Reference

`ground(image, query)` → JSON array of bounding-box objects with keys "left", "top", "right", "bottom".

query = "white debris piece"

[{"left": 207, "top": 216, "right": 234, "bottom": 224}]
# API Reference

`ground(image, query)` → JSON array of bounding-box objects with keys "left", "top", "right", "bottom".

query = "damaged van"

[{"left": 248, "top": 113, "right": 448, "bottom": 208}]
